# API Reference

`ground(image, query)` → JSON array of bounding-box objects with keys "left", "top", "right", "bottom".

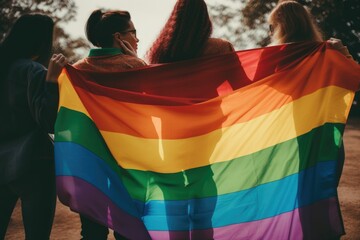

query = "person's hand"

[
  {"left": 46, "top": 54, "right": 67, "bottom": 83},
  {"left": 327, "top": 37, "right": 353, "bottom": 59},
  {"left": 327, "top": 37, "right": 344, "bottom": 50},
  {"left": 119, "top": 40, "right": 138, "bottom": 57}
]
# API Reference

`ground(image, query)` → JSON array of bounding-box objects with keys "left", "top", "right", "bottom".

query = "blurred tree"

[
  {"left": 208, "top": 0, "right": 360, "bottom": 61},
  {"left": 0, "top": 0, "right": 89, "bottom": 62}
]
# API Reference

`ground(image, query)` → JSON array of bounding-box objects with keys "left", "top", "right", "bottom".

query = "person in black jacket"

[{"left": 0, "top": 13, "right": 66, "bottom": 240}]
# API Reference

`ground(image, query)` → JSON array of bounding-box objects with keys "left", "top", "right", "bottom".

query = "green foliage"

[
  {"left": 208, "top": 0, "right": 360, "bottom": 61},
  {"left": 0, "top": 0, "right": 89, "bottom": 62}
]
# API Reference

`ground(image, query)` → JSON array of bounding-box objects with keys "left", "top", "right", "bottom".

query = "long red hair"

[{"left": 146, "top": 0, "right": 212, "bottom": 63}]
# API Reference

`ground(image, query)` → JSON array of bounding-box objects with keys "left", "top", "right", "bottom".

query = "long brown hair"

[
  {"left": 0, "top": 13, "right": 54, "bottom": 79},
  {"left": 146, "top": 0, "right": 212, "bottom": 63},
  {"left": 269, "top": 1, "right": 323, "bottom": 44}
]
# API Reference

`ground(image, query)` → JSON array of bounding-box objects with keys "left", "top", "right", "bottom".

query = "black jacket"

[{"left": 0, "top": 59, "right": 59, "bottom": 184}]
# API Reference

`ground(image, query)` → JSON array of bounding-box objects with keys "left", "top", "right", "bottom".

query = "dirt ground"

[{"left": 4, "top": 118, "right": 360, "bottom": 240}]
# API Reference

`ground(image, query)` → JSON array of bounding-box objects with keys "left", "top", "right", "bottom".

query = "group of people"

[{"left": 0, "top": 0, "right": 354, "bottom": 239}]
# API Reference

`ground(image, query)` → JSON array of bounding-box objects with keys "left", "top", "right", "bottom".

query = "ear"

[
  {"left": 113, "top": 32, "right": 122, "bottom": 41},
  {"left": 112, "top": 33, "right": 123, "bottom": 48}
]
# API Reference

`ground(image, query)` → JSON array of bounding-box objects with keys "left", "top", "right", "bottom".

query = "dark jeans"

[
  {"left": 0, "top": 170, "right": 56, "bottom": 240},
  {"left": 80, "top": 215, "right": 127, "bottom": 240}
]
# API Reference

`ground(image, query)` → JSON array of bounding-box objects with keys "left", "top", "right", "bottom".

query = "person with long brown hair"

[
  {"left": 268, "top": 3, "right": 354, "bottom": 238},
  {"left": 0, "top": 13, "right": 66, "bottom": 240},
  {"left": 269, "top": 0, "right": 322, "bottom": 44},
  {"left": 268, "top": 0, "right": 352, "bottom": 58},
  {"left": 268, "top": 1, "right": 353, "bottom": 177},
  {"left": 146, "top": 0, "right": 234, "bottom": 64}
]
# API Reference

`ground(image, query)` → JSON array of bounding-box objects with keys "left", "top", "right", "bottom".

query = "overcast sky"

[{"left": 64, "top": 0, "right": 178, "bottom": 58}]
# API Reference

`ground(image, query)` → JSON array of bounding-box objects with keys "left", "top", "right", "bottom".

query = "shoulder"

[
  {"left": 11, "top": 59, "right": 46, "bottom": 72},
  {"left": 8, "top": 59, "right": 46, "bottom": 81},
  {"left": 202, "top": 38, "right": 235, "bottom": 56},
  {"left": 208, "top": 38, "right": 234, "bottom": 50},
  {"left": 73, "top": 55, "right": 147, "bottom": 72},
  {"left": 119, "top": 55, "right": 147, "bottom": 67},
  {"left": 207, "top": 38, "right": 233, "bottom": 46}
]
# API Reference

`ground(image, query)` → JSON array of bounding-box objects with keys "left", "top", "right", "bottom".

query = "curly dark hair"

[{"left": 147, "top": 0, "right": 212, "bottom": 63}]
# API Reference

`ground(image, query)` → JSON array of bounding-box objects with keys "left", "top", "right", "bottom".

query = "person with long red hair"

[{"left": 146, "top": 0, "right": 234, "bottom": 64}]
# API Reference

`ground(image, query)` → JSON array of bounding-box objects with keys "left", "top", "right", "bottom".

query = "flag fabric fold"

[{"left": 55, "top": 42, "right": 360, "bottom": 240}]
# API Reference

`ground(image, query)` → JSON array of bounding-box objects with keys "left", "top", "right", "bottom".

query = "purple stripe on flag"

[
  {"left": 148, "top": 197, "right": 344, "bottom": 240},
  {"left": 56, "top": 176, "right": 151, "bottom": 239}
]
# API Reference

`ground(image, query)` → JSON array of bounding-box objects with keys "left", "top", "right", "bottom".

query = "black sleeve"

[{"left": 26, "top": 62, "right": 59, "bottom": 134}]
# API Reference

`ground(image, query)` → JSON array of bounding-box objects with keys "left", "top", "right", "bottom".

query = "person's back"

[
  {"left": 73, "top": 50, "right": 145, "bottom": 72},
  {"left": 0, "top": 13, "right": 66, "bottom": 240},
  {"left": 0, "top": 59, "right": 55, "bottom": 178},
  {"left": 70, "top": 9, "right": 146, "bottom": 240},
  {"left": 268, "top": 0, "right": 353, "bottom": 191},
  {"left": 202, "top": 37, "right": 234, "bottom": 57},
  {"left": 145, "top": 1, "right": 234, "bottom": 239}
]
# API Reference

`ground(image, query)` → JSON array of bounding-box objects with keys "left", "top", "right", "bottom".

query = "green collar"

[{"left": 88, "top": 48, "right": 123, "bottom": 57}]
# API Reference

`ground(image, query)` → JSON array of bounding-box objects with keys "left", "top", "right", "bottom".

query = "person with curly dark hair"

[
  {"left": 145, "top": 2, "right": 235, "bottom": 239},
  {"left": 146, "top": 0, "right": 234, "bottom": 64}
]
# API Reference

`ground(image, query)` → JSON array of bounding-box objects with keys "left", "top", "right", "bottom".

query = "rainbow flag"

[{"left": 55, "top": 42, "right": 360, "bottom": 239}]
